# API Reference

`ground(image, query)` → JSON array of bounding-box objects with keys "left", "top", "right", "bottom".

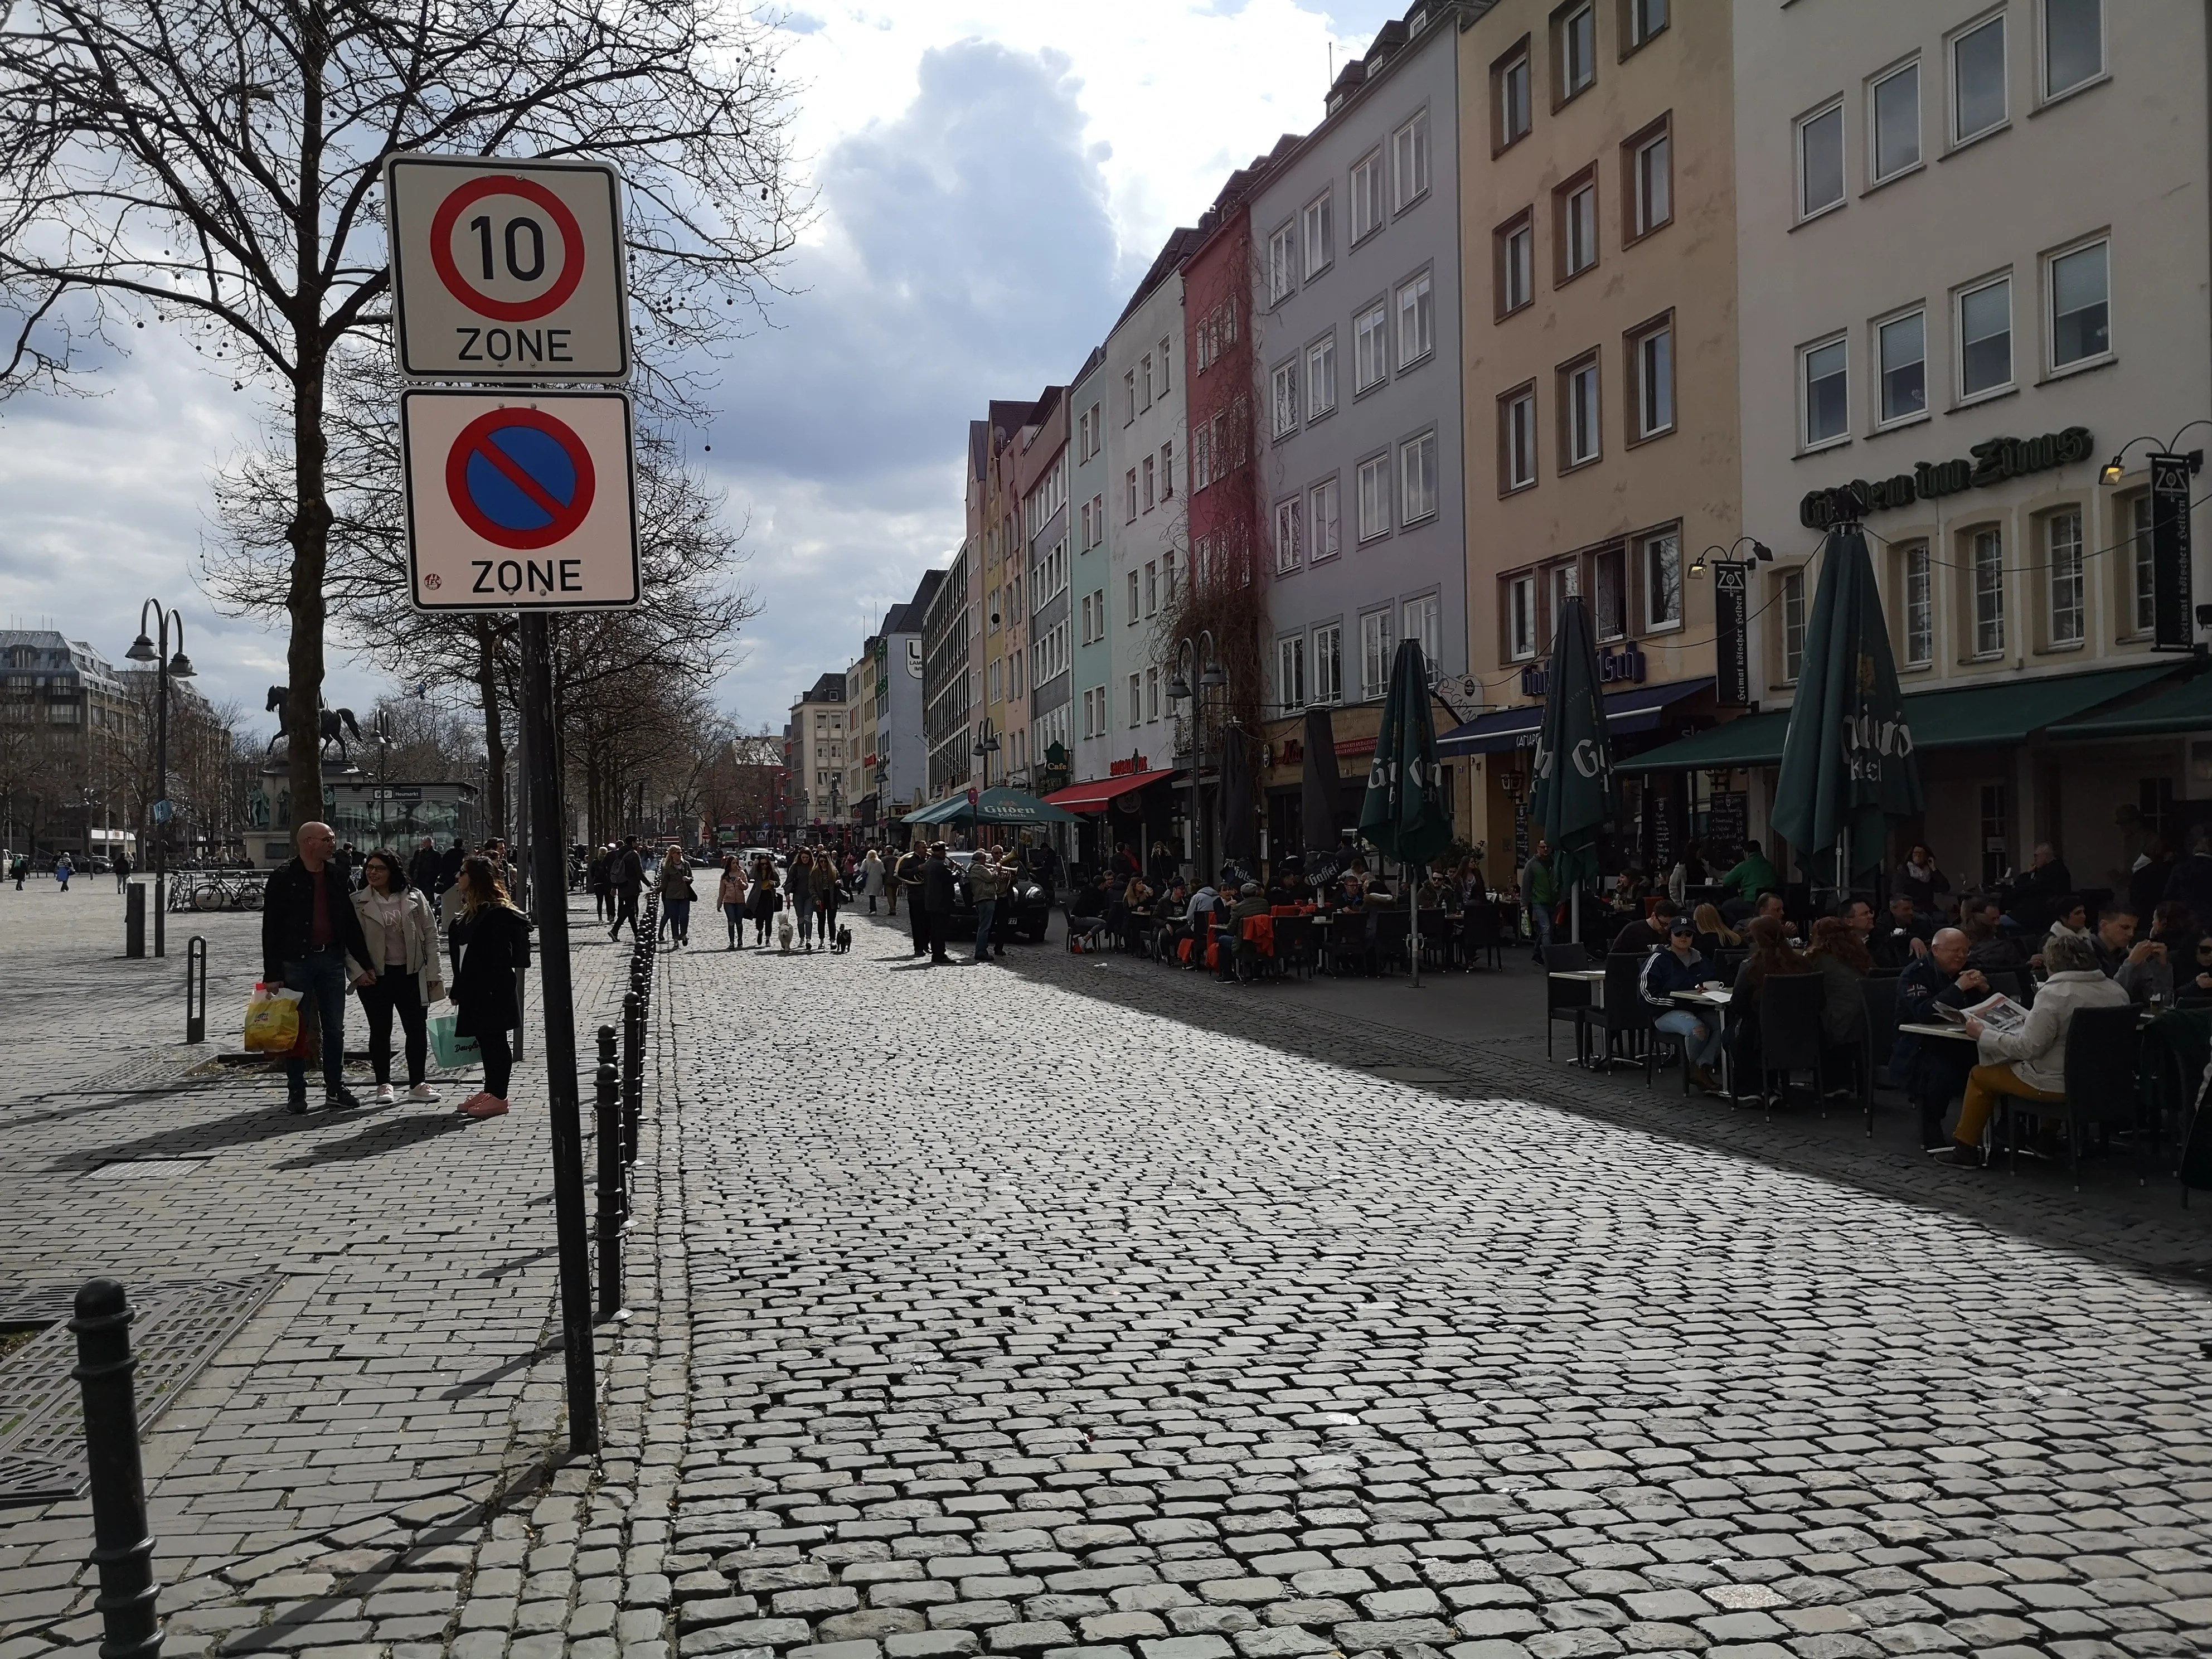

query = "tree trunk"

[
  {"left": 284, "top": 343, "right": 332, "bottom": 836},
  {"left": 476, "top": 624, "right": 510, "bottom": 840}
]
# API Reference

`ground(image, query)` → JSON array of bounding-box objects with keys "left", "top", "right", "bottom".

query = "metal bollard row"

[{"left": 594, "top": 1024, "right": 624, "bottom": 1319}]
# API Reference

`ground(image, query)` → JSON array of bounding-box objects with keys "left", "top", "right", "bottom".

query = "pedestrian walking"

[
  {"left": 922, "top": 841, "right": 956, "bottom": 964},
  {"left": 53, "top": 852, "right": 72, "bottom": 892},
  {"left": 349, "top": 850, "right": 442, "bottom": 1105},
  {"left": 112, "top": 849, "right": 132, "bottom": 893},
  {"left": 609, "top": 836, "right": 644, "bottom": 940},
  {"left": 750, "top": 854, "right": 780, "bottom": 945},
  {"left": 447, "top": 855, "right": 531, "bottom": 1119},
  {"left": 438, "top": 837, "right": 467, "bottom": 892},
  {"left": 10, "top": 854, "right": 27, "bottom": 890},
  {"left": 861, "top": 847, "right": 885, "bottom": 914},
  {"left": 589, "top": 842, "right": 615, "bottom": 922},
  {"left": 658, "top": 846, "right": 696, "bottom": 947},
  {"left": 816, "top": 853, "right": 841, "bottom": 943},
  {"left": 894, "top": 845, "right": 928, "bottom": 955},
  {"left": 787, "top": 849, "right": 818, "bottom": 950},
  {"left": 408, "top": 836, "right": 442, "bottom": 896},
  {"left": 717, "top": 855, "right": 748, "bottom": 949},
  {"left": 261, "top": 820, "right": 371, "bottom": 1113}
]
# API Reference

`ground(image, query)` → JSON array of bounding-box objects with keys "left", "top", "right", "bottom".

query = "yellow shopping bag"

[{"left": 242, "top": 983, "right": 302, "bottom": 1052}]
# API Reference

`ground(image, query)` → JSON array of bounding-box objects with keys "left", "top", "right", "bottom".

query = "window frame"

[
  {"left": 1399, "top": 428, "right": 1439, "bottom": 527},
  {"left": 1556, "top": 1, "right": 1597, "bottom": 106},
  {"left": 1309, "top": 476, "right": 1342, "bottom": 564},
  {"left": 1494, "top": 39, "right": 1533, "bottom": 154},
  {"left": 1350, "top": 148, "right": 1386, "bottom": 245},
  {"left": 1874, "top": 304, "right": 1928, "bottom": 429},
  {"left": 1955, "top": 271, "right": 2015, "bottom": 403},
  {"left": 1305, "top": 334, "right": 1338, "bottom": 422},
  {"left": 1355, "top": 452, "right": 1392, "bottom": 544},
  {"left": 1560, "top": 352, "right": 1602, "bottom": 471},
  {"left": 1623, "top": 114, "right": 1672, "bottom": 242},
  {"left": 1967, "top": 523, "right": 2006, "bottom": 659},
  {"left": 1274, "top": 494, "right": 1303, "bottom": 575},
  {"left": 1556, "top": 169, "right": 1599, "bottom": 283},
  {"left": 1796, "top": 97, "right": 1847, "bottom": 224},
  {"left": 1779, "top": 567, "right": 1808, "bottom": 686},
  {"left": 1948, "top": 9, "right": 2009, "bottom": 151},
  {"left": 1591, "top": 544, "right": 1628, "bottom": 643},
  {"left": 1395, "top": 269, "right": 1435, "bottom": 368},
  {"left": 1623, "top": 0, "right": 1667, "bottom": 51},
  {"left": 2044, "top": 505, "right": 2085, "bottom": 649},
  {"left": 1353, "top": 301, "right": 1390, "bottom": 395},
  {"left": 1626, "top": 311, "right": 1674, "bottom": 444},
  {"left": 1267, "top": 221, "right": 1297, "bottom": 305},
  {"left": 1868, "top": 57, "right": 1923, "bottom": 187},
  {"left": 1359, "top": 608, "right": 1396, "bottom": 701},
  {"left": 1269, "top": 358, "right": 1299, "bottom": 442},
  {"left": 1500, "top": 381, "right": 1539, "bottom": 494},
  {"left": 1277, "top": 634, "right": 1307, "bottom": 714},
  {"left": 1899, "top": 540, "right": 1934, "bottom": 668},
  {"left": 2044, "top": 233, "right": 2111, "bottom": 377},
  {"left": 1391, "top": 109, "right": 1431, "bottom": 212},
  {"left": 2128, "top": 492, "right": 2156, "bottom": 637},
  {"left": 2040, "top": 0, "right": 2106, "bottom": 105},
  {"left": 1495, "top": 208, "right": 1535, "bottom": 319},
  {"left": 1641, "top": 528, "right": 1683, "bottom": 634},
  {"left": 1301, "top": 191, "right": 1333, "bottom": 280},
  {"left": 1312, "top": 622, "right": 1344, "bottom": 706},
  {"left": 1507, "top": 573, "right": 1539, "bottom": 662},
  {"left": 1799, "top": 331, "right": 1850, "bottom": 453}
]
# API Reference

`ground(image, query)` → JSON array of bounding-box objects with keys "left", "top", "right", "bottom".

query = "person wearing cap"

[
  {"left": 1224, "top": 880, "right": 1270, "bottom": 979},
  {"left": 1639, "top": 916, "right": 1724, "bottom": 1089}
]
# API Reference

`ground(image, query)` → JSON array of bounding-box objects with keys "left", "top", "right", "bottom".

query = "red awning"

[{"left": 1042, "top": 768, "right": 1180, "bottom": 814}]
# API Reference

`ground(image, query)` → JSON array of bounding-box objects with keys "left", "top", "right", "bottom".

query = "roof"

[{"left": 1111, "top": 226, "right": 1200, "bottom": 333}]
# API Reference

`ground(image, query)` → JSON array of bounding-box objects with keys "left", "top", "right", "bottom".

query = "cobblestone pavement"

[{"left": 659, "top": 913, "right": 2212, "bottom": 1659}]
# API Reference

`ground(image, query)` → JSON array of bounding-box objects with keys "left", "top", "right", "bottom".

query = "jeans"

[
  {"left": 797, "top": 903, "right": 815, "bottom": 944},
  {"left": 974, "top": 898, "right": 996, "bottom": 958},
  {"left": 279, "top": 947, "right": 351, "bottom": 1100},
  {"left": 357, "top": 966, "right": 428, "bottom": 1086},
  {"left": 724, "top": 902, "right": 745, "bottom": 944},
  {"left": 1527, "top": 900, "right": 1553, "bottom": 955},
  {"left": 1655, "top": 1008, "right": 1724, "bottom": 1068},
  {"left": 664, "top": 897, "right": 691, "bottom": 943},
  {"left": 611, "top": 890, "right": 639, "bottom": 938}
]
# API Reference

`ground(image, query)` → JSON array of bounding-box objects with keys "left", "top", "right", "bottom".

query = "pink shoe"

[
  {"left": 460, "top": 1095, "right": 509, "bottom": 1118},
  {"left": 454, "top": 1091, "right": 491, "bottom": 1114}
]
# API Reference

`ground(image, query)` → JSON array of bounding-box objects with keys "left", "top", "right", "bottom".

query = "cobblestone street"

[{"left": 3, "top": 888, "right": 2211, "bottom": 1658}]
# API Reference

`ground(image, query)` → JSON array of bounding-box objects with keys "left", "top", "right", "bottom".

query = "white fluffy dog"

[{"left": 777, "top": 910, "right": 795, "bottom": 953}]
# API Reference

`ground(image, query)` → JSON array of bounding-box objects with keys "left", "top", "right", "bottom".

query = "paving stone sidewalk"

[{"left": 657, "top": 914, "right": 2212, "bottom": 1659}]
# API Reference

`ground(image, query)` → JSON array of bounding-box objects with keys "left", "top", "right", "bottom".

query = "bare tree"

[{"left": 0, "top": 0, "right": 799, "bottom": 830}]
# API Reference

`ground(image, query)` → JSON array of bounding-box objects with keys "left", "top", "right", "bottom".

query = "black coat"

[
  {"left": 2164, "top": 854, "right": 2212, "bottom": 932},
  {"left": 447, "top": 905, "right": 532, "bottom": 1037},
  {"left": 615, "top": 849, "right": 645, "bottom": 895},
  {"left": 408, "top": 847, "right": 444, "bottom": 893},
  {"left": 921, "top": 856, "right": 957, "bottom": 914},
  {"left": 262, "top": 858, "right": 372, "bottom": 978},
  {"left": 438, "top": 846, "right": 466, "bottom": 889}
]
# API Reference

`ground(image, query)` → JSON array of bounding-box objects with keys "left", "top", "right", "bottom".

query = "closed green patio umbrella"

[
  {"left": 1529, "top": 593, "right": 1612, "bottom": 944},
  {"left": 1773, "top": 526, "right": 1923, "bottom": 885},
  {"left": 1359, "top": 637, "right": 1452, "bottom": 984}
]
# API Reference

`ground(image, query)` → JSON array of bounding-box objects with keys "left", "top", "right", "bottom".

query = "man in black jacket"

[
  {"left": 1889, "top": 928, "right": 1987, "bottom": 1147},
  {"left": 263, "top": 820, "right": 373, "bottom": 1113},
  {"left": 609, "top": 836, "right": 645, "bottom": 940},
  {"left": 408, "top": 837, "right": 443, "bottom": 895},
  {"left": 438, "top": 837, "right": 467, "bottom": 891},
  {"left": 922, "top": 842, "right": 956, "bottom": 963}
]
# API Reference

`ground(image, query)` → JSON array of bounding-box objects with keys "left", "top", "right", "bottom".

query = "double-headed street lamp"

[
  {"left": 125, "top": 600, "right": 195, "bottom": 957},
  {"left": 973, "top": 718, "right": 1001, "bottom": 791},
  {"left": 1167, "top": 631, "right": 1224, "bottom": 883}
]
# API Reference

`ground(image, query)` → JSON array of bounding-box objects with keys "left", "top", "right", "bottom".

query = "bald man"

[
  {"left": 1889, "top": 926, "right": 1989, "bottom": 1149},
  {"left": 263, "top": 820, "right": 373, "bottom": 1114}
]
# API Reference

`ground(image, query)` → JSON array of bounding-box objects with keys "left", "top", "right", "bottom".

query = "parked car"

[{"left": 945, "top": 854, "right": 1054, "bottom": 945}]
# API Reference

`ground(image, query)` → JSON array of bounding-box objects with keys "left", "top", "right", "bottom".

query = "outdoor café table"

[
  {"left": 1551, "top": 968, "right": 1607, "bottom": 1004},
  {"left": 1897, "top": 1021, "right": 1976, "bottom": 1042}
]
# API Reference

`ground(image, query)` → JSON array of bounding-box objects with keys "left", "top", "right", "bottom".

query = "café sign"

[
  {"left": 1520, "top": 640, "right": 1646, "bottom": 698},
  {"left": 1799, "top": 426, "right": 2095, "bottom": 529}
]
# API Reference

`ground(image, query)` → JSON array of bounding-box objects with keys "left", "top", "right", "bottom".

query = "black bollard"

[
  {"left": 595, "top": 1025, "right": 625, "bottom": 1312},
  {"left": 183, "top": 937, "right": 207, "bottom": 1045},
  {"left": 622, "top": 990, "right": 643, "bottom": 1167},
  {"left": 70, "top": 1279, "right": 162, "bottom": 1659},
  {"left": 124, "top": 884, "right": 145, "bottom": 959}
]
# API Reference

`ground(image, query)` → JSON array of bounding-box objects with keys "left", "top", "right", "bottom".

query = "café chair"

[{"left": 2001, "top": 1001, "right": 2145, "bottom": 1189}]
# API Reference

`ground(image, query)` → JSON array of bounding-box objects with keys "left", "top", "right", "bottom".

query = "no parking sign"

[{"left": 400, "top": 389, "right": 640, "bottom": 610}]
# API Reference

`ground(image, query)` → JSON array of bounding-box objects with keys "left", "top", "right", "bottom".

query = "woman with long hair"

[
  {"left": 1804, "top": 914, "right": 1873, "bottom": 1046},
  {"left": 350, "top": 849, "right": 442, "bottom": 1105},
  {"left": 816, "top": 850, "right": 842, "bottom": 944},
  {"left": 1692, "top": 902, "right": 1740, "bottom": 951},
  {"left": 787, "top": 849, "right": 817, "bottom": 950},
  {"left": 717, "top": 855, "right": 749, "bottom": 950},
  {"left": 447, "top": 855, "right": 531, "bottom": 1119},
  {"left": 657, "top": 846, "right": 696, "bottom": 948},
  {"left": 750, "top": 853, "right": 780, "bottom": 945},
  {"left": 1726, "top": 914, "right": 1815, "bottom": 1083}
]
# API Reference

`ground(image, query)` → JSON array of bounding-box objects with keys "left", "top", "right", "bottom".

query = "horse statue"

[{"left": 264, "top": 686, "right": 365, "bottom": 765}]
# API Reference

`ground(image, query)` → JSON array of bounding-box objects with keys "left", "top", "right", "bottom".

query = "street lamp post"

[
  {"left": 972, "top": 719, "right": 1000, "bottom": 790},
  {"left": 124, "top": 600, "right": 195, "bottom": 958},
  {"left": 1167, "top": 632, "right": 1223, "bottom": 884}
]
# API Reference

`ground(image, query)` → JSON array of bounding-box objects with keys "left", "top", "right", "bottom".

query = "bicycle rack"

[{"left": 185, "top": 935, "right": 208, "bottom": 1044}]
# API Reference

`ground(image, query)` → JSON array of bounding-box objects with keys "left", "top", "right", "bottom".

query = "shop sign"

[
  {"left": 1519, "top": 640, "right": 1646, "bottom": 697},
  {"left": 2150, "top": 451, "right": 2196, "bottom": 651},
  {"left": 1714, "top": 562, "right": 1750, "bottom": 707},
  {"left": 1109, "top": 754, "right": 1152, "bottom": 777},
  {"left": 1799, "top": 426, "right": 2095, "bottom": 529}
]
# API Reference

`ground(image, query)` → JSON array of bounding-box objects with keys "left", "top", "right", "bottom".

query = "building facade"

[
  {"left": 1069, "top": 346, "right": 1114, "bottom": 787},
  {"left": 785, "top": 672, "right": 847, "bottom": 833},
  {"left": 924, "top": 536, "right": 976, "bottom": 803},
  {"left": 1017, "top": 388, "right": 1072, "bottom": 791},
  {"left": 0, "top": 630, "right": 140, "bottom": 857}
]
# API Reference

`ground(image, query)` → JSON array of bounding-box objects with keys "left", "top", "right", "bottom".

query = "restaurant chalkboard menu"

[{"left": 1707, "top": 790, "right": 1748, "bottom": 853}]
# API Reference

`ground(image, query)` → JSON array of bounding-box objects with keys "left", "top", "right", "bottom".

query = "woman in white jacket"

[
  {"left": 349, "top": 850, "right": 444, "bottom": 1105},
  {"left": 1951, "top": 929, "right": 2126, "bottom": 1166},
  {"left": 861, "top": 847, "right": 885, "bottom": 913}
]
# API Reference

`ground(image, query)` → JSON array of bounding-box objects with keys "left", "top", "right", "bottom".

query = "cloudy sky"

[{"left": 0, "top": 0, "right": 1399, "bottom": 739}]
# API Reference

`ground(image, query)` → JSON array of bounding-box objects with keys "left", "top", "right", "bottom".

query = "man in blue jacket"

[
  {"left": 1890, "top": 927, "right": 1988, "bottom": 1147},
  {"left": 1640, "top": 917, "right": 1723, "bottom": 1089}
]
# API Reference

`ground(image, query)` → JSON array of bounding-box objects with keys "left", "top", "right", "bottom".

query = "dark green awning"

[
  {"left": 2046, "top": 667, "right": 2212, "bottom": 739},
  {"left": 1622, "top": 662, "right": 2180, "bottom": 772}
]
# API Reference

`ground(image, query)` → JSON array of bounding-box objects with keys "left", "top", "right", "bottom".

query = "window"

[
  {"left": 1126, "top": 571, "right": 1139, "bottom": 624},
  {"left": 1354, "top": 303, "right": 1388, "bottom": 392},
  {"left": 2044, "top": 0, "right": 2102, "bottom": 99},
  {"left": 1498, "top": 214, "right": 1534, "bottom": 315},
  {"left": 1080, "top": 591, "right": 1093, "bottom": 645},
  {"left": 1392, "top": 110, "right": 1430, "bottom": 210},
  {"left": 1798, "top": 101, "right": 1845, "bottom": 219},
  {"left": 1094, "top": 489, "right": 1107, "bottom": 532},
  {"left": 1629, "top": 0, "right": 1666, "bottom": 46},
  {"left": 1123, "top": 369, "right": 1137, "bottom": 424},
  {"left": 1780, "top": 569, "right": 1807, "bottom": 683},
  {"left": 1404, "top": 595, "right": 1440, "bottom": 665},
  {"left": 1878, "top": 310, "right": 1925, "bottom": 424},
  {"left": 1302, "top": 195, "right": 1333, "bottom": 279},
  {"left": 1642, "top": 532, "right": 1681, "bottom": 631},
  {"left": 1360, "top": 609, "right": 1395, "bottom": 699},
  {"left": 1124, "top": 467, "right": 1139, "bottom": 522},
  {"left": 1306, "top": 336, "right": 1337, "bottom": 419},
  {"left": 2047, "top": 508, "right": 2084, "bottom": 646},
  {"left": 1141, "top": 355, "right": 1156, "bottom": 411},
  {"left": 1562, "top": 179, "right": 1598, "bottom": 277},
  {"left": 1971, "top": 526, "right": 2005, "bottom": 656},
  {"left": 1400, "top": 430, "right": 1438, "bottom": 525},
  {"left": 1309, "top": 478, "right": 1341, "bottom": 562},
  {"left": 1802, "top": 336, "right": 1848, "bottom": 448},
  {"left": 1159, "top": 338, "right": 1172, "bottom": 392},
  {"left": 1564, "top": 357, "right": 1600, "bottom": 467},
  {"left": 2049, "top": 239, "right": 2109, "bottom": 370},
  {"left": 1508, "top": 574, "right": 1539, "bottom": 661},
  {"left": 1356, "top": 454, "right": 1391, "bottom": 541},
  {"left": 1277, "top": 637, "right": 1306, "bottom": 713},
  {"left": 1498, "top": 49, "right": 1531, "bottom": 148},
  {"left": 1313, "top": 623, "right": 1343, "bottom": 705},
  {"left": 1351, "top": 151, "right": 1385, "bottom": 242},
  {"left": 1274, "top": 497, "right": 1302, "bottom": 574},
  {"left": 1159, "top": 444, "right": 1173, "bottom": 499},
  {"left": 990, "top": 658, "right": 1002, "bottom": 701},
  {"left": 2132, "top": 494, "right": 2156, "bottom": 634},
  {"left": 1559, "top": 3, "right": 1595, "bottom": 100},
  {"left": 1629, "top": 129, "right": 1671, "bottom": 238},
  {"left": 1144, "top": 561, "right": 1157, "bottom": 617},
  {"left": 1872, "top": 61, "right": 1920, "bottom": 182},
  {"left": 1502, "top": 386, "right": 1537, "bottom": 490},
  {"left": 1592, "top": 546, "right": 1626, "bottom": 642},
  {"left": 1147, "top": 666, "right": 1161, "bottom": 722},
  {"left": 1631, "top": 319, "right": 1673, "bottom": 438},
  {"left": 1080, "top": 499, "right": 1093, "bottom": 551},
  {"left": 1959, "top": 275, "right": 2012, "bottom": 397},
  {"left": 1395, "top": 272, "right": 1433, "bottom": 366},
  {"left": 1271, "top": 361, "right": 1298, "bottom": 439},
  {"left": 1901, "top": 541, "right": 1933, "bottom": 667},
  {"left": 1268, "top": 222, "right": 1296, "bottom": 304},
  {"left": 1953, "top": 13, "right": 2007, "bottom": 144},
  {"left": 1128, "top": 673, "right": 1142, "bottom": 727},
  {"left": 1142, "top": 454, "right": 1156, "bottom": 510}
]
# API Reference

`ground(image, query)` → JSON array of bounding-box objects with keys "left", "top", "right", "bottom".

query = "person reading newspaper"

[{"left": 1945, "top": 930, "right": 2128, "bottom": 1169}]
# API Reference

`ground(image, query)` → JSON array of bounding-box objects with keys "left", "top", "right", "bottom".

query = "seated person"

[
  {"left": 1123, "top": 874, "right": 1155, "bottom": 913},
  {"left": 1804, "top": 915, "right": 1872, "bottom": 1049},
  {"left": 1225, "top": 880, "right": 1271, "bottom": 976},
  {"left": 2150, "top": 899, "right": 2199, "bottom": 971},
  {"left": 1611, "top": 897, "right": 1679, "bottom": 956},
  {"left": 1752, "top": 891, "right": 1798, "bottom": 941},
  {"left": 2045, "top": 896, "right": 2093, "bottom": 949},
  {"left": 1266, "top": 862, "right": 1306, "bottom": 908},
  {"left": 1891, "top": 927, "right": 1990, "bottom": 1148},
  {"left": 1948, "top": 929, "right": 2128, "bottom": 1167},
  {"left": 1691, "top": 902, "right": 1741, "bottom": 958},
  {"left": 2090, "top": 902, "right": 2170, "bottom": 1003},
  {"left": 1726, "top": 915, "right": 1819, "bottom": 1084},
  {"left": 1416, "top": 874, "right": 1451, "bottom": 911},
  {"left": 2179, "top": 933, "right": 2212, "bottom": 1006},
  {"left": 1959, "top": 894, "right": 2029, "bottom": 972},
  {"left": 1870, "top": 892, "right": 1933, "bottom": 971},
  {"left": 1638, "top": 916, "right": 1724, "bottom": 1090}
]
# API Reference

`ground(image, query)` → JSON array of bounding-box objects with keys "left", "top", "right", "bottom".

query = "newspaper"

[{"left": 1932, "top": 991, "right": 2029, "bottom": 1034}]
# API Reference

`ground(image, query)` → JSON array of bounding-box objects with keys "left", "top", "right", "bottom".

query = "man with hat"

[{"left": 1638, "top": 915, "right": 1723, "bottom": 1090}]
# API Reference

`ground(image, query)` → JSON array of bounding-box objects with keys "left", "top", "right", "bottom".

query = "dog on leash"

[
  {"left": 777, "top": 911, "right": 795, "bottom": 953},
  {"left": 831, "top": 923, "right": 852, "bottom": 954}
]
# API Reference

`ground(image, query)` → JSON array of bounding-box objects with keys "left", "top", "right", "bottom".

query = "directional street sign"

[
  {"left": 400, "top": 389, "right": 640, "bottom": 610},
  {"left": 385, "top": 155, "right": 630, "bottom": 381}
]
